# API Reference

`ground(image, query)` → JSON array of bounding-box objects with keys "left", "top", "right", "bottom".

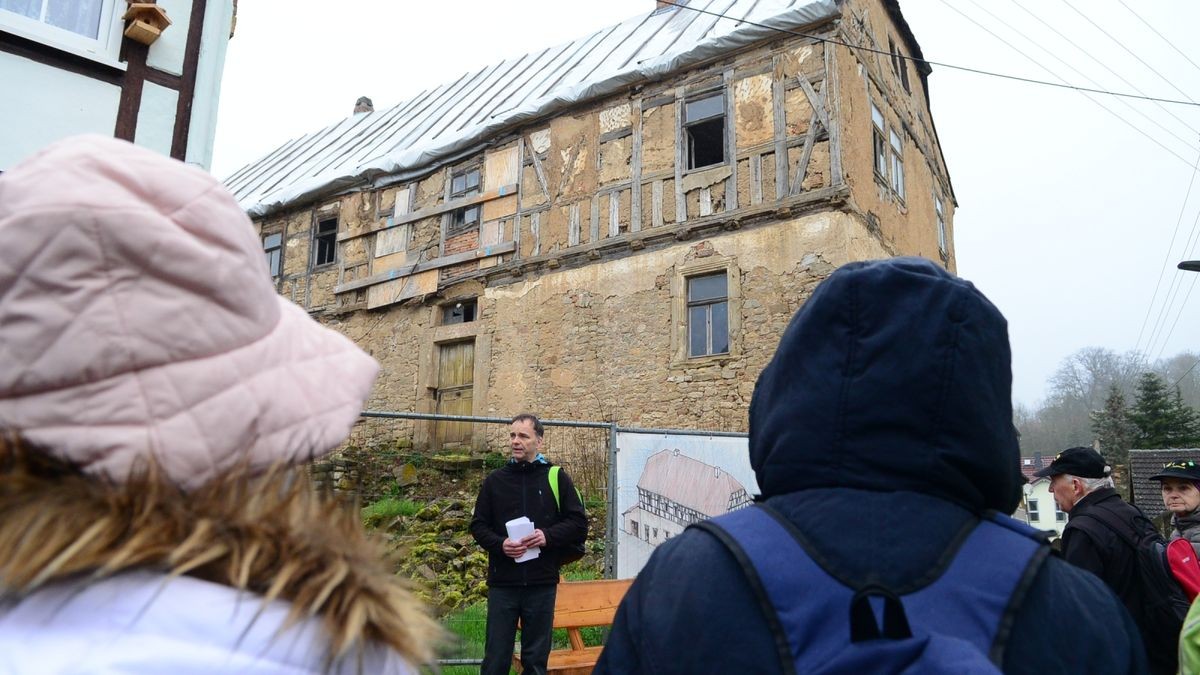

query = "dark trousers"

[{"left": 482, "top": 584, "right": 558, "bottom": 675}]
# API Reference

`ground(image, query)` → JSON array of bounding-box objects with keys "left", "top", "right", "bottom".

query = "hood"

[
  {"left": 0, "top": 136, "right": 379, "bottom": 488},
  {"left": 748, "top": 257, "right": 1022, "bottom": 513}
]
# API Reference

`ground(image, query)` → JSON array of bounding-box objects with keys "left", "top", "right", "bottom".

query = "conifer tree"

[
  {"left": 1130, "top": 372, "right": 1200, "bottom": 448},
  {"left": 1090, "top": 383, "right": 1134, "bottom": 464}
]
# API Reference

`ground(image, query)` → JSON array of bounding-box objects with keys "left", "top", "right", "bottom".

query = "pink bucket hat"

[{"left": 0, "top": 136, "right": 379, "bottom": 487}]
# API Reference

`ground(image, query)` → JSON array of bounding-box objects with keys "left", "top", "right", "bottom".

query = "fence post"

[{"left": 606, "top": 422, "right": 618, "bottom": 579}]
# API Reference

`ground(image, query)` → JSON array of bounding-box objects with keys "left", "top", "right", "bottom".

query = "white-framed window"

[
  {"left": 1027, "top": 498, "right": 1040, "bottom": 522},
  {"left": 935, "top": 194, "right": 947, "bottom": 256},
  {"left": 889, "top": 128, "right": 904, "bottom": 200},
  {"left": 871, "top": 103, "right": 888, "bottom": 180},
  {"left": 1055, "top": 507, "right": 1066, "bottom": 523},
  {"left": 0, "top": 0, "right": 124, "bottom": 63}
]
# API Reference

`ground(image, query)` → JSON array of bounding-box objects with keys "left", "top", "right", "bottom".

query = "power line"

[
  {"left": 1146, "top": 200, "right": 1200, "bottom": 360},
  {"left": 1134, "top": 144, "right": 1200, "bottom": 356},
  {"left": 1173, "top": 358, "right": 1200, "bottom": 389},
  {"left": 1116, "top": 0, "right": 1200, "bottom": 79},
  {"left": 655, "top": 0, "right": 1200, "bottom": 108},
  {"left": 963, "top": 0, "right": 1198, "bottom": 154},
  {"left": 1008, "top": 0, "right": 1199, "bottom": 139},
  {"left": 1059, "top": 0, "right": 1197, "bottom": 105},
  {"left": 935, "top": 0, "right": 1198, "bottom": 168}
]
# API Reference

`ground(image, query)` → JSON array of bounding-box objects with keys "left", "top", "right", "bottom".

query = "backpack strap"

[
  {"left": 547, "top": 465, "right": 583, "bottom": 513},
  {"left": 1069, "top": 502, "right": 1147, "bottom": 550},
  {"left": 694, "top": 505, "right": 1048, "bottom": 672},
  {"left": 549, "top": 465, "right": 562, "bottom": 510}
]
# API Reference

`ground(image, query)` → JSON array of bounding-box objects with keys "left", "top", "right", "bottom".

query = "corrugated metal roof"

[{"left": 225, "top": 0, "right": 840, "bottom": 218}]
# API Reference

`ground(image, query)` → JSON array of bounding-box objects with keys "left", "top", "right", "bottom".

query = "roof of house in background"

[
  {"left": 1019, "top": 454, "right": 1049, "bottom": 483},
  {"left": 637, "top": 449, "right": 748, "bottom": 517},
  {"left": 223, "top": 0, "right": 847, "bottom": 218},
  {"left": 1129, "top": 448, "right": 1200, "bottom": 520}
]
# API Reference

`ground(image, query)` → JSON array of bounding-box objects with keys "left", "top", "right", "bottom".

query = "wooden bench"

[{"left": 513, "top": 578, "right": 634, "bottom": 675}]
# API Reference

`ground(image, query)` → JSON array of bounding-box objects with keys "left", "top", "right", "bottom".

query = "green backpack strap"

[{"left": 548, "top": 465, "right": 583, "bottom": 512}]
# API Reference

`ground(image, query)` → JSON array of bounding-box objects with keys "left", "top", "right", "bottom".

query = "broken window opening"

[
  {"left": 448, "top": 204, "right": 480, "bottom": 235},
  {"left": 684, "top": 92, "right": 726, "bottom": 171},
  {"left": 687, "top": 272, "right": 729, "bottom": 358},
  {"left": 890, "top": 37, "right": 911, "bottom": 94},
  {"left": 262, "top": 232, "right": 282, "bottom": 277},
  {"left": 312, "top": 218, "right": 337, "bottom": 267},
  {"left": 442, "top": 299, "right": 477, "bottom": 325}
]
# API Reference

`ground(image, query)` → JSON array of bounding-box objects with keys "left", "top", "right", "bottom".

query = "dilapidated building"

[{"left": 226, "top": 0, "right": 956, "bottom": 449}]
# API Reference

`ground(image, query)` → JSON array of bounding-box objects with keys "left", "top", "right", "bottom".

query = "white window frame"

[
  {"left": 0, "top": 0, "right": 125, "bottom": 66},
  {"left": 889, "top": 128, "right": 905, "bottom": 200},
  {"left": 1027, "top": 498, "right": 1039, "bottom": 522},
  {"left": 935, "top": 194, "right": 947, "bottom": 256},
  {"left": 870, "top": 103, "right": 888, "bottom": 180}
]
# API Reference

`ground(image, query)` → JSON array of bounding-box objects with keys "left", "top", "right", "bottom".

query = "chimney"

[{"left": 353, "top": 96, "right": 374, "bottom": 114}]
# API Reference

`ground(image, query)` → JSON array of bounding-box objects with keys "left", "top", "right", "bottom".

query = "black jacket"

[
  {"left": 1064, "top": 488, "right": 1172, "bottom": 674},
  {"left": 470, "top": 458, "right": 587, "bottom": 587},
  {"left": 597, "top": 258, "right": 1146, "bottom": 674}
]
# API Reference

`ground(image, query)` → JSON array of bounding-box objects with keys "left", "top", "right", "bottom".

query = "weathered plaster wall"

[
  {"left": 834, "top": 0, "right": 956, "bottom": 271},
  {"left": 326, "top": 212, "right": 889, "bottom": 436}
]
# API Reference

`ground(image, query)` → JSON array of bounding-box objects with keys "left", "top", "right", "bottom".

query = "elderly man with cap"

[
  {"left": 596, "top": 258, "right": 1146, "bottom": 674},
  {"left": 1039, "top": 446, "right": 1181, "bottom": 674}
]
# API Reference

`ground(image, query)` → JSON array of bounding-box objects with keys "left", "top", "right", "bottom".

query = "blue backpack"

[{"left": 693, "top": 505, "right": 1049, "bottom": 674}]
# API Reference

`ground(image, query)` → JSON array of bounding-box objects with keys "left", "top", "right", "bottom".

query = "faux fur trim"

[{"left": 0, "top": 433, "right": 440, "bottom": 667}]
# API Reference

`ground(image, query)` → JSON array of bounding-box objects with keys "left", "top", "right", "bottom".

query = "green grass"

[
  {"left": 361, "top": 497, "right": 422, "bottom": 527},
  {"left": 435, "top": 570, "right": 611, "bottom": 673}
]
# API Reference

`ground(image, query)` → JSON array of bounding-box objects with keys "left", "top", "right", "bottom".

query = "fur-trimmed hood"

[{"left": 0, "top": 434, "right": 440, "bottom": 671}]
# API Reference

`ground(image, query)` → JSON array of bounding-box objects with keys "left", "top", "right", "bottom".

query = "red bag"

[{"left": 1167, "top": 538, "right": 1200, "bottom": 600}]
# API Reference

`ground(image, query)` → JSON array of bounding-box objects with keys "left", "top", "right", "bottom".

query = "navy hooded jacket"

[{"left": 596, "top": 258, "right": 1146, "bottom": 674}]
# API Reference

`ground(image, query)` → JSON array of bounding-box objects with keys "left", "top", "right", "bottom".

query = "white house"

[
  {"left": 1022, "top": 477, "right": 1066, "bottom": 537},
  {"left": 0, "top": 0, "right": 235, "bottom": 171}
]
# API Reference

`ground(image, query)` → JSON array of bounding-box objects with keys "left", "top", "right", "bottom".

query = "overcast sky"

[{"left": 211, "top": 1, "right": 1200, "bottom": 408}]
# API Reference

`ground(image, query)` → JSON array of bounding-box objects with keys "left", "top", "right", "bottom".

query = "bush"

[{"left": 361, "top": 497, "right": 422, "bottom": 528}]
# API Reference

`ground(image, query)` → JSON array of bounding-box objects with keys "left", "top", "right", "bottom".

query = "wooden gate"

[{"left": 435, "top": 340, "right": 474, "bottom": 449}]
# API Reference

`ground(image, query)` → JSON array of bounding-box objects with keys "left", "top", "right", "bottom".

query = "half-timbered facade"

[
  {"left": 227, "top": 0, "right": 956, "bottom": 447},
  {"left": 0, "top": 0, "right": 235, "bottom": 170}
]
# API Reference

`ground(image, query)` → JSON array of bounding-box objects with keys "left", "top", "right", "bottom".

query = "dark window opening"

[
  {"left": 443, "top": 299, "right": 477, "bottom": 324},
  {"left": 684, "top": 92, "right": 726, "bottom": 170},
  {"left": 263, "top": 233, "right": 282, "bottom": 277},
  {"left": 449, "top": 205, "right": 480, "bottom": 235},
  {"left": 687, "top": 272, "right": 729, "bottom": 357},
  {"left": 313, "top": 218, "right": 337, "bottom": 267}
]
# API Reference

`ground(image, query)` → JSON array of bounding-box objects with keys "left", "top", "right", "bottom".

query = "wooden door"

[{"left": 435, "top": 341, "right": 474, "bottom": 449}]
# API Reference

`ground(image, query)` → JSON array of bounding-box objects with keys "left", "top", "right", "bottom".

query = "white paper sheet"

[{"left": 505, "top": 516, "right": 540, "bottom": 562}]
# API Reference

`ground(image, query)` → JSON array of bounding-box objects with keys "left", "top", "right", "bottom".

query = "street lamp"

[{"left": 1180, "top": 261, "right": 1200, "bottom": 272}]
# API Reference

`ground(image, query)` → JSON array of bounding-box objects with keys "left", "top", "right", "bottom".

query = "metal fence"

[{"left": 333, "top": 410, "right": 747, "bottom": 668}]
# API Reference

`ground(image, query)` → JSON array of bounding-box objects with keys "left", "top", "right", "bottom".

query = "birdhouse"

[{"left": 122, "top": 2, "right": 171, "bottom": 46}]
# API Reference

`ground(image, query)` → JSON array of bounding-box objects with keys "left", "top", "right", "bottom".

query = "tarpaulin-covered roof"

[{"left": 224, "top": 0, "right": 840, "bottom": 218}]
